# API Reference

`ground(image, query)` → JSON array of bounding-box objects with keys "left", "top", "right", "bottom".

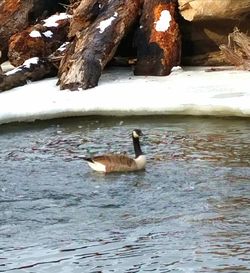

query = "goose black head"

[{"left": 132, "top": 129, "right": 143, "bottom": 139}]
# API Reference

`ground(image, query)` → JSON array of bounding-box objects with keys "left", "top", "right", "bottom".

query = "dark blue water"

[{"left": 0, "top": 116, "right": 249, "bottom": 272}]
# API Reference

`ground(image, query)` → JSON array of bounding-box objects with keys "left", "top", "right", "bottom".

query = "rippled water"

[{"left": 0, "top": 116, "right": 250, "bottom": 273}]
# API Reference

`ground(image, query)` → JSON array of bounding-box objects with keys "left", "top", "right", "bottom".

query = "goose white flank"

[{"left": 82, "top": 129, "right": 146, "bottom": 173}]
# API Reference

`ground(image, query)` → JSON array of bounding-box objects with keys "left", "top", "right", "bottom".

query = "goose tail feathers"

[{"left": 78, "top": 156, "right": 94, "bottom": 163}]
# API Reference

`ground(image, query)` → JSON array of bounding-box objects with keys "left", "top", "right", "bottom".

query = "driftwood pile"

[
  {"left": 0, "top": 0, "right": 249, "bottom": 92},
  {"left": 220, "top": 28, "right": 250, "bottom": 70},
  {"left": 178, "top": 0, "right": 250, "bottom": 66},
  {"left": 0, "top": 0, "right": 181, "bottom": 92}
]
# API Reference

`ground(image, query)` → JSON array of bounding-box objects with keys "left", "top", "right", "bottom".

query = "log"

[
  {"left": 180, "top": 15, "right": 250, "bottom": 66},
  {"left": 0, "top": 41, "right": 70, "bottom": 92},
  {"left": 178, "top": 0, "right": 250, "bottom": 21},
  {"left": 182, "top": 51, "right": 227, "bottom": 66},
  {"left": 0, "top": 51, "right": 3, "bottom": 75},
  {"left": 68, "top": 0, "right": 110, "bottom": 38},
  {"left": 58, "top": 0, "right": 141, "bottom": 90},
  {"left": 8, "top": 13, "right": 71, "bottom": 67},
  {"left": 134, "top": 0, "right": 181, "bottom": 76},
  {"left": 0, "top": 0, "right": 67, "bottom": 63},
  {"left": 178, "top": 0, "right": 250, "bottom": 65},
  {"left": 0, "top": 57, "right": 57, "bottom": 92},
  {"left": 219, "top": 28, "right": 250, "bottom": 70},
  {"left": 0, "top": 0, "right": 36, "bottom": 63}
]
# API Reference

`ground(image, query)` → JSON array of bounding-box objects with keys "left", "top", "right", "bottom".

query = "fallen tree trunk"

[
  {"left": 0, "top": 39, "right": 69, "bottom": 92},
  {"left": 134, "top": 0, "right": 181, "bottom": 76},
  {"left": 0, "top": 41, "right": 71, "bottom": 92},
  {"left": 0, "top": 57, "right": 57, "bottom": 92},
  {"left": 58, "top": 0, "right": 141, "bottom": 90}
]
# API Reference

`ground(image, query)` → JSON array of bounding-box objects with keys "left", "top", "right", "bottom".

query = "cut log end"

[{"left": 58, "top": 54, "right": 102, "bottom": 90}]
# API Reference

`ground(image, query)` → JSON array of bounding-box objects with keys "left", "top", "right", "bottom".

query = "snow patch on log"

[
  {"left": 155, "top": 10, "right": 171, "bottom": 32},
  {"left": 5, "top": 67, "right": 22, "bottom": 76},
  {"left": 6, "top": 57, "right": 40, "bottom": 75},
  {"left": 23, "top": 57, "right": 40, "bottom": 68},
  {"left": 43, "top": 13, "right": 72, "bottom": 27},
  {"left": 97, "top": 12, "right": 118, "bottom": 34},
  {"left": 57, "top": 42, "right": 70, "bottom": 52},
  {"left": 29, "top": 30, "right": 42, "bottom": 38},
  {"left": 43, "top": 30, "right": 53, "bottom": 38}
]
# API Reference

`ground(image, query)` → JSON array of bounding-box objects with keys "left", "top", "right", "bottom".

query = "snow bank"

[{"left": 0, "top": 67, "right": 250, "bottom": 125}]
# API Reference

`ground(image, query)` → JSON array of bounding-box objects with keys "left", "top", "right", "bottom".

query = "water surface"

[{"left": 0, "top": 116, "right": 250, "bottom": 273}]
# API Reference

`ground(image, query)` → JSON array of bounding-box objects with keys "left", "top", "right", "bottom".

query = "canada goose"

[{"left": 83, "top": 129, "right": 146, "bottom": 173}]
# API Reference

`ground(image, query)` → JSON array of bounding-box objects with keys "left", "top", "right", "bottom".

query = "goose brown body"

[
  {"left": 89, "top": 154, "right": 140, "bottom": 173},
  {"left": 83, "top": 129, "right": 146, "bottom": 173}
]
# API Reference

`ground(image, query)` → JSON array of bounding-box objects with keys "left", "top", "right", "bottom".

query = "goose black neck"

[{"left": 133, "top": 136, "right": 143, "bottom": 158}]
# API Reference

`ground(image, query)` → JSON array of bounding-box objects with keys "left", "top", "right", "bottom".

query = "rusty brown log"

[
  {"left": 58, "top": 0, "right": 141, "bottom": 90},
  {"left": 134, "top": 0, "right": 181, "bottom": 76},
  {"left": 0, "top": 0, "right": 36, "bottom": 63},
  {"left": 8, "top": 13, "right": 71, "bottom": 67},
  {"left": 0, "top": 0, "right": 68, "bottom": 63}
]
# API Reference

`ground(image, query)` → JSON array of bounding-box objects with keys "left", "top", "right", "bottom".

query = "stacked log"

[
  {"left": 68, "top": 0, "right": 110, "bottom": 38},
  {"left": 0, "top": 0, "right": 249, "bottom": 93},
  {"left": 0, "top": 0, "right": 68, "bottom": 63},
  {"left": 178, "top": 0, "right": 250, "bottom": 65},
  {"left": 0, "top": 57, "right": 57, "bottom": 92},
  {"left": 220, "top": 28, "right": 250, "bottom": 70},
  {"left": 135, "top": 0, "right": 181, "bottom": 76},
  {"left": 58, "top": 0, "right": 141, "bottom": 90},
  {"left": 8, "top": 13, "right": 71, "bottom": 66},
  {"left": 178, "top": 0, "right": 250, "bottom": 21}
]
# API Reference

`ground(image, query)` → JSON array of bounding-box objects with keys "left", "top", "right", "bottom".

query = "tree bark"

[
  {"left": 0, "top": 51, "right": 3, "bottom": 75},
  {"left": 8, "top": 14, "right": 70, "bottom": 66},
  {"left": 58, "top": 0, "right": 141, "bottom": 91},
  {"left": 134, "top": 0, "right": 181, "bottom": 76},
  {"left": 68, "top": 0, "right": 110, "bottom": 38},
  {"left": 219, "top": 28, "right": 250, "bottom": 70}
]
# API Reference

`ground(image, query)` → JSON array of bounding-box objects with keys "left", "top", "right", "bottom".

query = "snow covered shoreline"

[{"left": 0, "top": 66, "right": 250, "bottom": 125}]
